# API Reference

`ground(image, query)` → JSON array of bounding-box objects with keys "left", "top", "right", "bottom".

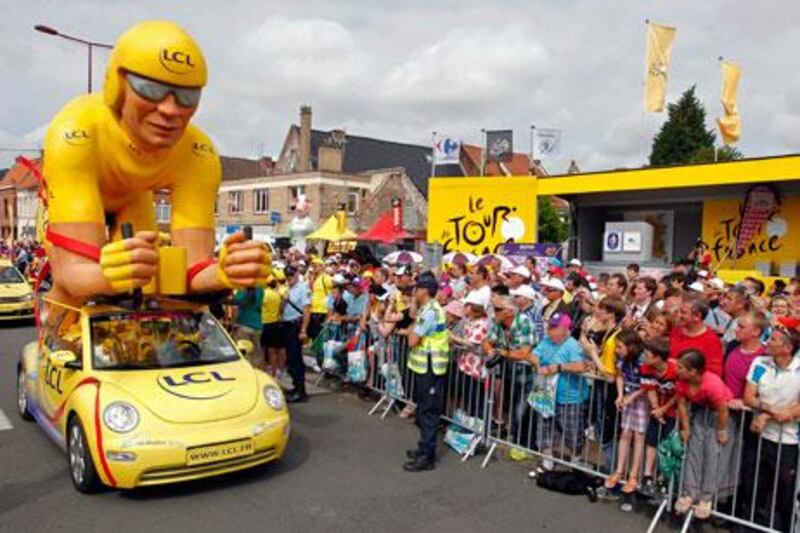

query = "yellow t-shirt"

[
  {"left": 261, "top": 288, "right": 282, "bottom": 324},
  {"left": 43, "top": 94, "right": 221, "bottom": 236},
  {"left": 311, "top": 273, "right": 332, "bottom": 314},
  {"left": 598, "top": 328, "right": 620, "bottom": 377}
]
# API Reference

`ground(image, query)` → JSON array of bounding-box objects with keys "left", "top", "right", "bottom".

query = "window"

[
  {"left": 254, "top": 189, "right": 269, "bottom": 214},
  {"left": 228, "top": 191, "right": 243, "bottom": 214},
  {"left": 289, "top": 185, "right": 305, "bottom": 209},
  {"left": 155, "top": 201, "right": 171, "bottom": 224},
  {"left": 346, "top": 187, "right": 360, "bottom": 215}
]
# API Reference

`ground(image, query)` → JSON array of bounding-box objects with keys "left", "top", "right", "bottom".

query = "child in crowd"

[
  {"left": 674, "top": 349, "right": 734, "bottom": 521},
  {"left": 639, "top": 337, "right": 677, "bottom": 496},
  {"left": 604, "top": 329, "right": 648, "bottom": 503}
]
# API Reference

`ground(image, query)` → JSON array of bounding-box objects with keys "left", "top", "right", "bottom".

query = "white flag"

[
  {"left": 533, "top": 128, "right": 562, "bottom": 159},
  {"left": 433, "top": 136, "right": 461, "bottom": 165}
]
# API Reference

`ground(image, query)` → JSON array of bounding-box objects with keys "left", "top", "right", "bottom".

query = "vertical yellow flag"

[
  {"left": 717, "top": 61, "right": 742, "bottom": 145},
  {"left": 644, "top": 23, "right": 677, "bottom": 112}
]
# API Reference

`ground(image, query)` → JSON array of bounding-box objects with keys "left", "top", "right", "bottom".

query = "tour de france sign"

[
  {"left": 701, "top": 194, "right": 799, "bottom": 269},
  {"left": 427, "top": 177, "right": 538, "bottom": 255}
]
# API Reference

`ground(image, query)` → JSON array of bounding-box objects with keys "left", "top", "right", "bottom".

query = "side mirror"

[
  {"left": 236, "top": 339, "right": 254, "bottom": 357},
  {"left": 49, "top": 350, "right": 80, "bottom": 369}
]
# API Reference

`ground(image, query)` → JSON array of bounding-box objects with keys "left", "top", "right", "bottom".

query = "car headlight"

[
  {"left": 103, "top": 402, "right": 140, "bottom": 433},
  {"left": 262, "top": 385, "right": 285, "bottom": 411}
]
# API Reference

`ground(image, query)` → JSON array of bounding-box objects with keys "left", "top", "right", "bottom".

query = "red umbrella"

[{"left": 357, "top": 213, "right": 414, "bottom": 244}]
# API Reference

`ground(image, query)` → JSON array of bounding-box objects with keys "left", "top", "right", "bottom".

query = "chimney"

[
  {"left": 259, "top": 156, "right": 274, "bottom": 175},
  {"left": 298, "top": 105, "right": 312, "bottom": 172},
  {"left": 318, "top": 129, "right": 345, "bottom": 173}
]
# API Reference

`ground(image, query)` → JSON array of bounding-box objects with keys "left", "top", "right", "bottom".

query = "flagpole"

[
  {"left": 480, "top": 128, "right": 487, "bottom": 176},
  {"left": 529, "top": 125, "right": 536, "bottom": 176},
  {"left": 431, "top": 130, "right": 437, "bottom": 177},
  {"left": 714, "top": 55, "right": 723, "bottom": 163},
  {"left": 641, "top": 18, "right": 649, "bottom": 167}
]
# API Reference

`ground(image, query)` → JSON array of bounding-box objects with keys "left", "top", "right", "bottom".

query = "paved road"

[{"left": 0, "top": 322, "right": 659, "bottom": 533}]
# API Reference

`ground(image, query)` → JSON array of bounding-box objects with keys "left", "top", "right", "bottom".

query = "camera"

[{"left": 484, "top": 350, "right": 505, "bottom": 370}]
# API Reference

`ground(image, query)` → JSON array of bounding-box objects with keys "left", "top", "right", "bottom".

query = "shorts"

[
  {"left": 307, "top": 313, "right": 326, "bottom": 340},
  {"left": 620, "top": 396, "right": 650, "bottom": 434},
  {"left": 261, "top": 322, "right": 285, "bottom": 349},
  {"left": 645, "top": 416, "right": 676, "bottom": 447},
  {"left": 536, "top": 402, "right": 586, "bottom": 455}
]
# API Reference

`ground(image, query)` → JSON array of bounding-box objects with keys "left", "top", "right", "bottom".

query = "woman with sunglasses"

[{"left": 42, "top": 21, "right": 269, "bottom": 308}]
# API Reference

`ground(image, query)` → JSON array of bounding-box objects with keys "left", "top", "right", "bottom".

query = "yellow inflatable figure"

[{"left": 42, "top": 21, "right": 269, "bottom": 305}]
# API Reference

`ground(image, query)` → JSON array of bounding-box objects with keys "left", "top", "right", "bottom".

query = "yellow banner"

[
  {"left": 427, "top": 177, "right": 537, "bottom": 254},
  {"left": 717, "top": 61, "right": 741, "bottom": 145},
  {"left": 701, "top": 195, "right": 799, "bottom": 270},
  {"left": 644, "top": 23, "right": 677, "bottom": 113}
]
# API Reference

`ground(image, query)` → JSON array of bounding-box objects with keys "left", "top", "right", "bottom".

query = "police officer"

[{"left": 403, "top": 271, "right": 449, "bottom": 472}]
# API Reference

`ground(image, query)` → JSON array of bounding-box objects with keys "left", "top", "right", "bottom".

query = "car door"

[{"left": 38, "top": 306, "right": 84, "bottom": 423}]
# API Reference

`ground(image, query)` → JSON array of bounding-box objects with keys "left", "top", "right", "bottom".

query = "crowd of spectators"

[{"left": 228, "top": 249, "right": 800, "bottom": 530}]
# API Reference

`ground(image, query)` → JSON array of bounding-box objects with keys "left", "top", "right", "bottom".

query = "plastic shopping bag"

[
  {"left": 347, "top": 334, "right": 368, "bottom": 383},
  {"left": 322, "top": 340, "right": 345, "bottom": 371},
  {"left": 381, "top": 361, "right": 405, "bottom": 399},
  {"left": 527, "top": 373, "right": 558, "bottom": 419}
]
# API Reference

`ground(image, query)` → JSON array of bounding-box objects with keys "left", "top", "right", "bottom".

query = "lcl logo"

[
  {"left": 192, "top": 142, "right": 214, "bottom": 157},
  {"left": 63, "top": 129, "right": 90, "bottom": 146},
  {"left": 159, "top": 48, "right": 195, "bottom": 75}
]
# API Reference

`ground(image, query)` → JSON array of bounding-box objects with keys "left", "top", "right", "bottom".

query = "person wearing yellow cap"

[{"left": 41, "top": 20, "right": 269, "bottom": 306}]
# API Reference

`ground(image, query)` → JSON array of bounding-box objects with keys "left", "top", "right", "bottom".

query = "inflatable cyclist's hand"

[
  {"left": 99, "top": 231, "right": 158, "bottom": 292},
  {"left": 217, "top": 231, "right": 271, "bottom": 289}
]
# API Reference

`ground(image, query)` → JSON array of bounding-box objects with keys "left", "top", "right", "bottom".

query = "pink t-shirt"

[
  {"left": 723, "top": 344, "right": 766, "bottom": 399},
  {"left": 458, "top": 317, "right": 490, "bottom": 379},
  {"left": 676, "top": 371, "right": 733, "bottom": 409}
]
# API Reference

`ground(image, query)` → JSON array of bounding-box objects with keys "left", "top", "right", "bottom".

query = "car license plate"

[{"left": 186, "top": 439, "right": 254, "bottom": 466}]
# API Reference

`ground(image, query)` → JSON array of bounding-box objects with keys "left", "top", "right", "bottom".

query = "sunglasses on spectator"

[{"left": 125, "top": 72, "right": 202, "bottom": 107}]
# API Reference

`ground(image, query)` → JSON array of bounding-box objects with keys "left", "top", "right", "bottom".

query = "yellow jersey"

[
  {"left": 42, "top": 94, "right": 221, "bottom": 234},
  {"left": 261, "top": 288, "right": 282, "bottom": 324},
  {"left": 311, "top": 273, "right": 332, "bottom": 314}
]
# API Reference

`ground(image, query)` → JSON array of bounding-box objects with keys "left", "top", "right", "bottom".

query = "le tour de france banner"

[
  {"left": 427, "top": 177, "right": 538, "bottom": 255},
  {"left": 701, "top": 192, "right": 800, "bottom": 270}
]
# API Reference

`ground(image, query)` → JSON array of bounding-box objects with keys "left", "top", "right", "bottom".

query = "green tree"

[
  {"left": 649, "top": 86, "right": 716, "bottom": 166},
  {"left": 688, "top": 144, "right": 744, "bottom": 164},
  {"left": 538, "top": 196, "right": 569, "bottom": 243}
]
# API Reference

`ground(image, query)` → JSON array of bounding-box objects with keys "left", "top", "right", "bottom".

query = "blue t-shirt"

[
  {"left": 534, "top": 336, "right": 588, "bottom": 404},
  {"left": 617, "top": 355, "right": 643, "bottom": 395},
  {"left": 343, "top": 291, "right": 368, "bottom": 317}
]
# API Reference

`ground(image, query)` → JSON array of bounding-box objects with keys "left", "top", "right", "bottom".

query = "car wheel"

[
  {"left": 16, "top": 368, "right": 32, "bottom": 421},
  {"left": 67, "top": 416, "right": 101, "bottom": 493}
]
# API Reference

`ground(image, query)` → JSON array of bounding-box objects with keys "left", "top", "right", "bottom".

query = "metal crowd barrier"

[{"left": 311, "top": 327, "right": 800, "bottom": 533}]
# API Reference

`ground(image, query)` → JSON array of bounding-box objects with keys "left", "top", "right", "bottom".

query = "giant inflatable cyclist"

[{"left": 41, "top": 20, "right": 268, "bottom": 307}]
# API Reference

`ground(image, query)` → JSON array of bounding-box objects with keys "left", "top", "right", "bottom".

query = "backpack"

[{"left": 535, "top": 469, "right": 599, "bottom": 502}]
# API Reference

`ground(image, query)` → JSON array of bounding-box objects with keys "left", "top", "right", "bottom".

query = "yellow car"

[
  {"left": 16, "top": 297, "right": 290, "bottom": 493},
  {"left": 0, "top": 259, "right": 34, "bottom": 320}
]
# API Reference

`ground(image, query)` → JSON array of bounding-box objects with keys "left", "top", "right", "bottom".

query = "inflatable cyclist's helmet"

[{"left": 103, "top": 20, "right": 207, "bottom": 111}]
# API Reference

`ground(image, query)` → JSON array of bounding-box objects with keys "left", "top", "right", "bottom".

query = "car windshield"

[
  {"left": 0, "top": 266, "right": 24, "bottom": 283},
  {"left": 90, "top": 310, "right": 240, "bottom": 370}
]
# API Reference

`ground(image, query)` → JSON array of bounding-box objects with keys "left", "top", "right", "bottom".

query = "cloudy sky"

[{"left": 2, "top": 0, "right": 798, "bottom": 173}]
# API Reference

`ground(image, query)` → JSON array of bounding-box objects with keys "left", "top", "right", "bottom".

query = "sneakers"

[
  {"left": 403, "top": 455, "right": 435, "bottom": 472},
  {"left": 639, "top": 477, "right": 656, "bottom": 498},
  {"left": 285, "top": 390, "right": 310, "bottom": 403},
  {"left": 528, "top": 459, "right": 555, "bottom": 479},
  {"left": 619, "top": 493, "right": 634, "bottom": 513},
  {"left": 694, "top": 500, "right": 712, "bottom": 520},
  {"left": 406, "top": 449, "right": 424, "bottom": 460},
  {"left": 675, "top": 495, "right": 694, "bottom": 515}
]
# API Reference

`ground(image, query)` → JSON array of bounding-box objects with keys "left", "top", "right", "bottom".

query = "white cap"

[
  {"left": 697, "top": 269, "right": 709, "bottom": 279},
  {"left": 540, "top": 278, "right": 565, "bottom": 292},
  {"left": 569, "top": 259, "right": 582, "bottom": 267},
  {"left": 463, "top": 290, "right": 490, "bottom": 308},
  {"left": 507, "top": 265, "right": 531, "bottom": 279},
  {"left": 688, "top": 281, "right": 705, "bottom": 293},
  {"left": 332, "top": 274, "right": 348, "bottom": 286},
  {"left": 510, "top": 284, "right": 538, "bottom": 301},
  {"left": 709, "top": 277, "right": 725, "bottom": 290}
]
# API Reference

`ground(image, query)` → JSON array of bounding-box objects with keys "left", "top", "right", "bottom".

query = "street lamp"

[{"left": 34, "top": 24, "right": 113, "bottom": 93}]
